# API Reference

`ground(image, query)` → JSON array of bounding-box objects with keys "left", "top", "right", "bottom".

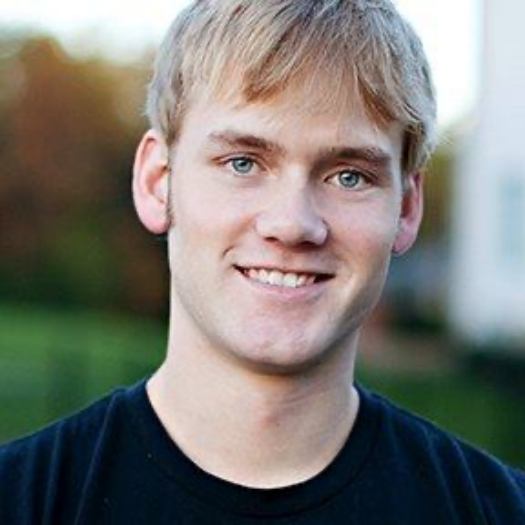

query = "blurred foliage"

[
  {"left": 0, "top": 32, "right": 168, "bottom": 317},
  {"left": 383, "top": 137, "right": 457, "bottom": 336},
  {"left": 421, "top": 138, "right": 454, "bottom": 241}
]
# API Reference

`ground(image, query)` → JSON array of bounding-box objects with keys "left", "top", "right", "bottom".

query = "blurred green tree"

[{"left": 0, "top": 33, "right": 168, "bottom": 317}]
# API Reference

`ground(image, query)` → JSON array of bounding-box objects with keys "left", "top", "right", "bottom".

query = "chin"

[
  {"left": 233, "top": 351, "right": 324, "bottom": 376},
  {"left": 222, "top": 330, "right": 348, "bottom": 377}
]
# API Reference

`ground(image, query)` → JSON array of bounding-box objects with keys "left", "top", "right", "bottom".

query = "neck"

[{"left": 147, "top": 313, "right": 360, "bottom": 489}]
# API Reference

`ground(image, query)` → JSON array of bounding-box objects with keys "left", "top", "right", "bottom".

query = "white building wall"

[{"left": 450, "top": 0, "right": 525, "bottom": 346}]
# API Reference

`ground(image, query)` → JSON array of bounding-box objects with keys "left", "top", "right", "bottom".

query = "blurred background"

[{"left": 1, "top": 1, "right": 524, "bottom": 467}]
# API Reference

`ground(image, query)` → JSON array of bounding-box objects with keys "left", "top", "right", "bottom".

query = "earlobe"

[
  {"left": 132, "top": 129, "right": 171, "bottom": 234},
  {"left": 393, "top": 171, "right": 424, "bottom": 256}
]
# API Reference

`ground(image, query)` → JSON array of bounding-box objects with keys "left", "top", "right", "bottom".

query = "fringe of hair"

[{"left": 147, "top": 0, "right": 437, "bottom": 174}]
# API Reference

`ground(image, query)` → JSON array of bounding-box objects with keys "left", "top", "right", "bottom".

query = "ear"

[
  {"left": 393, "top": 171, "right": 424, "bottom": 255},
  {"left": 132, "top": 129, "right": 171, "bottom": 234}
]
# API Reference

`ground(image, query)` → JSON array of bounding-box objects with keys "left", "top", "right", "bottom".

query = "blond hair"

[{"left": 147, "top": 0, "right": 437, "bottom": 174}]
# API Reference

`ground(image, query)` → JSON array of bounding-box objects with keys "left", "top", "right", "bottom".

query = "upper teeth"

[{"left": 245, "top": 268, "right": 316, "bottom": 288}]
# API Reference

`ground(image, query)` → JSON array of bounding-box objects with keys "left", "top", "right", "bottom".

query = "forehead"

[{"left": 180, "top": 84, "right": 404, "bottom": 162}]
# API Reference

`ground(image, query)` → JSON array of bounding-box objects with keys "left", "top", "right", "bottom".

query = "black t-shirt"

[{"left": 1, "top": 379, "right": 524, "bottom": 524}]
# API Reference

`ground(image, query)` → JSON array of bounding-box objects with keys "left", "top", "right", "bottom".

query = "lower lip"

[{"left": 234, "top": 268, "right": 330, "bottom": 302}]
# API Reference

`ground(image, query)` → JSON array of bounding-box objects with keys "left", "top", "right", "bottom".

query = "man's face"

[{"left": 161, "top": 89, "right": 420, "bottom": 374}]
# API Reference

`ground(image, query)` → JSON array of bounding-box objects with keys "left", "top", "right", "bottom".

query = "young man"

[{"left": 1, "top": 1, "right": 524, "bottom": 523}]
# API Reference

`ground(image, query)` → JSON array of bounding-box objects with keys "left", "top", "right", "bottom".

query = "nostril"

[{"left": 254, "top": 205, "right": 328, "bottom": 247}]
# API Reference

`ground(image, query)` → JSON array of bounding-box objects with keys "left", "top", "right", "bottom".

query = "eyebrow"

[
  {"left": 313, "top": 146, "right": 392, "bottom": 172},
  {"left": 207, "top": 131, "right": 286, "bottom": 156},
  {"left": 207, "top": 130, "right": 392, "bottom": 169}
]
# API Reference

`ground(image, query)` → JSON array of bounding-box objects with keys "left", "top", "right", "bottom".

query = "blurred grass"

[
  {"left": 357, "top": 367, "right": 525, "bottom": 468},
  {"left": 0, "top": 303, "right": 165, "bottom": 440},
  {"left": 1, "top": 303, "right": 523, "bottom": 469}
]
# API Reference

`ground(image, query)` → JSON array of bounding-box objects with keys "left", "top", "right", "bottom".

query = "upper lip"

[{"left": 234, "top": 264, "right": 335, "bottom": 278}]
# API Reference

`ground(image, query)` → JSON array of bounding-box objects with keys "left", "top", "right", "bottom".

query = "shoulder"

[
  {"left": 362, "top": 386, "right": 525, "bottom": 522},
  {"left": 0, "top": 383, "right": 134, "bottom": 524}
]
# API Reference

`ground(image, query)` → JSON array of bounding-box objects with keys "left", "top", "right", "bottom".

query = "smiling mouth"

[{"left": 235, "top": 266, "right": 334, "bottom": 289}]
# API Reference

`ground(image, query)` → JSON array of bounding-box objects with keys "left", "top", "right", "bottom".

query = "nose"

[{"left": 255, "top": 182, "right": 328, "bottom": 247}]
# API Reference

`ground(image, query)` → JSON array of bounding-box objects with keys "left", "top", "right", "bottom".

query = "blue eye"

[
  {"left": 229, "top": 157, "right": 255, "bottom": 175},
  {"left": 334, "top": 170, "right": 363, "bottom": 189}
]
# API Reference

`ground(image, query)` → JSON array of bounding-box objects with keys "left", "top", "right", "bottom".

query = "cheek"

[
  {"left": 329, "top": 202, "right": 400, "bottom": 259},
  {"left": 169, "top": 175, "right": 257, "bottom": 269}
]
